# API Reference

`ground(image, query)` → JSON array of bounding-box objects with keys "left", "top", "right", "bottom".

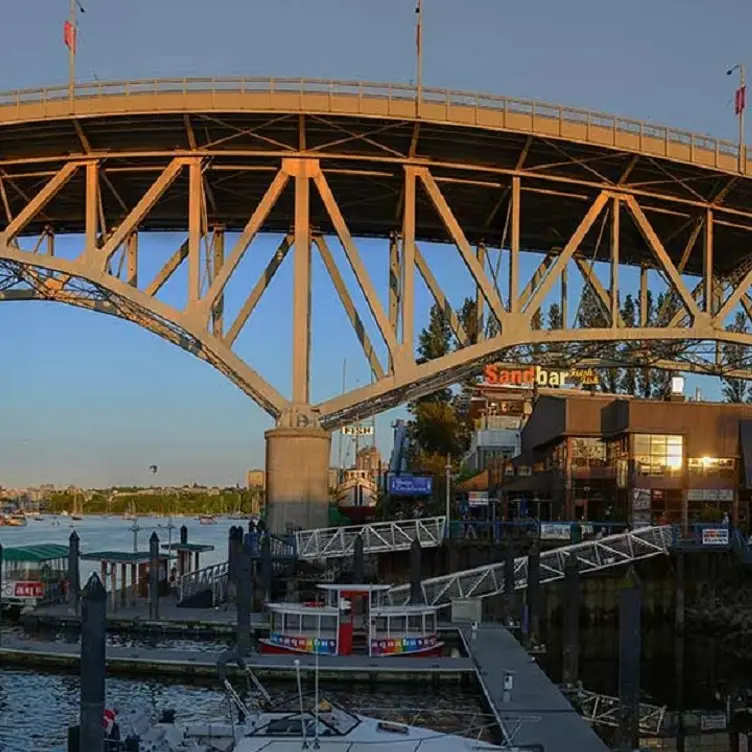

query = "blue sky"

[{"left": 0, "top": 0, "right": 749, "bottom": 487}]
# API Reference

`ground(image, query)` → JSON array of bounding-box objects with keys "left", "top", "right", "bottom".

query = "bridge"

[{"left": 3, "top": 78, "right": 752, "bottom": 531}]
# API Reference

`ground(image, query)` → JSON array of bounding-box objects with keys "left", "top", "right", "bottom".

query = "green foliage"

[
  {"left": 722, "top": 310, "right": 750, "bottom": 403},
  {"left": 45, "top": 488, "right": 262, "bottom": 516}
]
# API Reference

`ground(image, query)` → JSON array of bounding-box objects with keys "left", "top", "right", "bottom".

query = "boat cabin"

[
  {"left": 259, "top": 583, "right": 443, "bottom": 658},
  {"left": 1, "top": 543, "right": 69, "bottom": 610}
]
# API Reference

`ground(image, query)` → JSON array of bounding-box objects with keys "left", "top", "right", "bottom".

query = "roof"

[
  {"left": 80, "top": 551, "right": 174, "bottom": 563},
  {"left": 316, "top": 583, "right": 392, "bottom": 592},
  {"left": 2, "top": 544, "right": 69, "bottom": 563},
  {"left": 268, "top": 603, "right": 340, "bottom": 616},
  {"left": 1, "top": 78, "right": 751, "bottom": 275},
  {"left": 160, "top": 543, "right": 215, "bottom": 553},
  {"left": 456, "top": 470, "right": 489, "bottom": 492}
]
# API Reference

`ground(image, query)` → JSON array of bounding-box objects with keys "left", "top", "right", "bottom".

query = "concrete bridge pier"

[{"left": 265, "top": 426, "right": 332, "bottom": 533}]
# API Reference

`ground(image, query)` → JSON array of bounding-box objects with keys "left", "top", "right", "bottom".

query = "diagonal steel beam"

[
  {"left": 314, "top": 236, "right": 385, "bottom": 379},
  {"left": 574, "top": 256, "right": 625, "bottom": 327},
  {"left": 3, "top": 163, "right": 79, "bottom": 242},
  {"left": 416, "top": 168, "right": 507, "bottom": 326},
  {"left": 145, "top": 241, "right": 189, "bottom": 297},
  {"left": 414, "top": 244, "right": 469, "bottom": 347},
  {"left": 225, "top": 236, "right": 292, "bottom": 346},
  {"left": 314, "top": 170, "right": 399, "bottom": 362},
  {"left": 624, "top": 195, "right": 703, "bottom": 322},
  {"left": 97, "top": 159, "right": 187, "bottom": 269},
  {"left": 200, "top": 170, "right": 289, "bottom": 319},
  {"left": 524, "top": 192, "right": 610, "bottom": 318}
]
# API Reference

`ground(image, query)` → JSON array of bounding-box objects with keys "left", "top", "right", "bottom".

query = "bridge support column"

[{"left": 265, "top": 426, "right": 332, "bottom": 533}]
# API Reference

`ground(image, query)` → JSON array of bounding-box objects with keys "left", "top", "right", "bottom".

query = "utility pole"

[{"left": 728, "top": 63, "right": 747, "bottom": 172}]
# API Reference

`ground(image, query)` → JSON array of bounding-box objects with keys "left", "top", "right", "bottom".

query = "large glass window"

[
  {"left": 633, "top": 434, "right": 683, "bottom": 477},
  {"left": 688, "top": 457, "right": 735, "bottom": 479},
  {"left": 571, "top": 438, "right": 607, "bottom": 468}
]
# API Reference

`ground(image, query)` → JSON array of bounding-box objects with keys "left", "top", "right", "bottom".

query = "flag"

[
  {"left": 736, "top": 85, "right": 746, "bottom": 115},
  {"left": 63, "top": 20, "right": 76, "bottom": 53}
]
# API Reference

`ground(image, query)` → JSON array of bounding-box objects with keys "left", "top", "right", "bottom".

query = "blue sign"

[{"left": 389, "top": 474, "right": 433, "bottom": 497}]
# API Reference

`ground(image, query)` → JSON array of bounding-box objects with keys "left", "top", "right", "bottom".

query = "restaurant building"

[{"left": 493, "top": 391, "right": 752, "bottom": 529}]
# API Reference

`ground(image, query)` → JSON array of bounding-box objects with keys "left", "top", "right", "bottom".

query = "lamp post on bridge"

[
  {"left": 415, "top": 0, "right": 423, "bottom": 118},
  {"left": 727, "top": 63, "right": 747, "bottom": 173},
  {"left": 65, "top": 0, "right": 86, "bottom": 103}
]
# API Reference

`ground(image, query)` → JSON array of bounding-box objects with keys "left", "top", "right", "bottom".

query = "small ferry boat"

[
  {"left": 0, "top": 514, "right": 28, "bottom": 527},
  {"left": 0, "top": 543, "right": 68, "bottom": 612},
  {"left": 198, "top": 514, "right": 217, "bottom": 525},
  {"left": 259, "top": 583, "right": 443, "bottom": 658}
]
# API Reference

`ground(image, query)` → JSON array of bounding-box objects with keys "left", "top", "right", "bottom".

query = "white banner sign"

[
  {"left": 702, "top": 527, "right": 729, "bottom": 546},
  {"left": 540, "top": 523, "right": 571, "bottom": 541}
]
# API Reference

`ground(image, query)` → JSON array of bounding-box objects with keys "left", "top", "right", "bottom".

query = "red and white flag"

[
  {"left": 102, "top": 708, "right": 116, "bottom": 733},
  {"left": 736, "top": 85, "right": 746, "bottom": 115},
  {"left": 63, "top": 20, "right": 76, "bottom": 53}
]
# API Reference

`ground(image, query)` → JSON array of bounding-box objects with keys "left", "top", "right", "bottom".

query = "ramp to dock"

[
  {"left": 462, "top": 626, "right": 609, "bottom": 751},
  {"left": 387, "top": 525, "right": 673, "bottom": 607}
]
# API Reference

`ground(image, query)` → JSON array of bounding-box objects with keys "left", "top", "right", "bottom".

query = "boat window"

[
  {"left": 271, "top": 611, "right": 284, "bottom": 632},
  {"left": 373, "top": 616, "right": 388, "bottom": 634},
  {"left": 320, "top": 614, "right": 337, "bottom": 633},
  {"left": 408, "top": 614, "right": 422, "bottom": 633},
  {"left": 301, "top": 613, "right": 319, "bottom": 632},
  {"left": 377, "top": 721, "right": 409, "bottom": 735},
  {"left": 390, "top": 615, "right": 407, "bottom": 635},
  {"left": 427, "top": 612, "right": 436, "bottom": 631}
]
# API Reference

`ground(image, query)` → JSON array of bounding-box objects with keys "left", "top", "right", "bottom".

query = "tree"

[
  {"left": 413, "top": 303, "right": 452, "bottom": 404},
  {"left": 722, "top": 310, "right": 750, "bottom": 403},
  {"left": 576, "top": 285, "right": 619, "bottom": 392},
  {"left": 618, "top": 295, "right": 638, "bottom": 395}
]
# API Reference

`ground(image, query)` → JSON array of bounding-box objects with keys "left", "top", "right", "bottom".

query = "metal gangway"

[
  {"left": 386, "top": 525, "right": 673, "bottom": 607},
  {"left": 294, "top": 515, "right": 446, "bottom": 560},
  {"left": 571, "top": 689, "right": 667, "bottom": 736}
]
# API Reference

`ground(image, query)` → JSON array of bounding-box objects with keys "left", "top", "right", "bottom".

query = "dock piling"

[
  {"left": 410, "top": 539, "right": 423, "bottom": 604},
  {"left": 562, "top": 554, "right": 580, "bottom": 689},
  {"left": 261, "top": 535, "right": 272, "bottom": 604},
  {"left": 502, "top": 542, "right": 515, "bottom": 626},
  {"left": 80, "top": 572, "right": 107, "bottom": 752},
  {"left": 180, "top": 525, "right": 188, "bottom": 545},
  {"left": 525, "top": 540, "right": 541, "bottom": 649},
  {"left": 617, "top": 566, "right": 641, "bottom": 752},
  {"left": 236, "top": 548, "right": 252, "bottom": 657},
  {"left": 68, "top": 531, "right": 80, "bottom": 615},
  {"left": 353, "top": 534, "right": 365, "bottom": 583},
  {"left": 675, "top": 550, "right": 686, "bottom": 752},
  {"left": 0, "top": 543, "right": 3, "bottom": 643},
  {"left": 149, "top": 532, "right": 160, "bottom": 621}
]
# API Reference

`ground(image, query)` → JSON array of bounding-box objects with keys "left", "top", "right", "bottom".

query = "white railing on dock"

[
  {"left": 295, "top": 516, "right": 447, "bottom": 560},
  {"left": 177, "top": 560, "right": 229, "bottom": 606},
  {"left": 386, "top": 525, "right": 673, "bottom": 607},
  {"left": 575, "top": 689, "right": 667, "bottom": 735}
]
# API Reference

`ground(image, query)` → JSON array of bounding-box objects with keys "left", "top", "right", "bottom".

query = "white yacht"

[{"left": 116, "top": 652, "right": 511, "bottom": 752}]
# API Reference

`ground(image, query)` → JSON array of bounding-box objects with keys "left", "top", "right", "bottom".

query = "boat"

[
  {"left": 259, "top": 584, "right": 444, "bottom": 658},
  {"left": 198, "top": 514, "right": 217, "bottom": 525},
  {"left": 0, "top": 514, "right": 28, "bottom": 527},
  {"left": 335, "top": 469, "right": 379, "bottom": 523},
  {"left": 71, "top": 515, "right": 83, "bottom": 521},
  {"left": 0, "top": 543, "right": 68, "bottom": 612},
  {"left": 109, "top": 651, "right": 506, "bottom": 751}
]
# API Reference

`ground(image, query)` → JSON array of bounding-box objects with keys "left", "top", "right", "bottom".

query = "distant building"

[{"left": 247, "top": 470, "right": 265, "bottom": 489}]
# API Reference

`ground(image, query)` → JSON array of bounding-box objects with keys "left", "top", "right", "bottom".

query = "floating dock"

[
  {"left": 0, "top": 637, "right": 473, "bottom": 683},
  {"left": 462, "top": 625, "right": 609, "bottom": 751}
]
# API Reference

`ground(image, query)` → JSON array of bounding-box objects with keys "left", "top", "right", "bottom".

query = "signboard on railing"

[
  {"left": 540, "top": 523, "right": 571, "bottom": 541},
  {"left": 701, "top": 527, "right": 729, "bottom": 546},
  {"left": 388, "top": 474, "right": 433, "bottom": 497},
  {"left": 1, "top": 580, "right": 44, "bottom": 600}
]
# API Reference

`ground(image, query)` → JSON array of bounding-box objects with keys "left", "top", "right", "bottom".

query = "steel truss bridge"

[
  {"left": 386, "top": 525, "right": 673, "bottom": 607},
  {"left": 3, "top": 79, "right": 752, "bottom": 427}
]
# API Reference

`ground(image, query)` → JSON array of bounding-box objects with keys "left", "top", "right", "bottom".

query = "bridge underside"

[{"left": 3, "top": 81, "right": 752, "bottom": 528}]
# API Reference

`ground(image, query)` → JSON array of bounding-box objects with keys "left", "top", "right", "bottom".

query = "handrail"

[{"left": 0, "top": 76, "right": 742, "bottom": 164}]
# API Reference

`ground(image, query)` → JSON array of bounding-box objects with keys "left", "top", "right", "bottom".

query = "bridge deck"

[{"left": 462, "top": 626, "right": 609, "bottom": 751}]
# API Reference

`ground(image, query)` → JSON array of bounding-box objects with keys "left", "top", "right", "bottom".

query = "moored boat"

[
  {"left": 0, "top": 514, "right": 28, "bottom": 527},
  {"left": 259, "top": 583, "right": 444, "bottom": 658},
  {"left": 198, "top": 514, "right": 216, "bottom": 525},
  {"left": 0, "top": 543, "right": 68, "bottom": 612}
]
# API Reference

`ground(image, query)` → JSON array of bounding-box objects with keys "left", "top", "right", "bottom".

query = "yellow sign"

[{"left": 482, "top": 364, "right": 599, "bottom": 388}]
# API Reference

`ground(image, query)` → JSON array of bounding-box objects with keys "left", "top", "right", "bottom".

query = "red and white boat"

[{"left": 259, "top": 583, "right": 443, "bottom": 658}]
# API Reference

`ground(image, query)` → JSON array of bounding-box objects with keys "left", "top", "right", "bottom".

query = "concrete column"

[
  {"left": 352, "top": 534, "right": 365, "bottom": 584},
  {"left": 265, "top": 426, "right": 331, "bottom": 533},
  {"left": 617, "top": 567, "right": 641, "bottom": 752},
  {"left": 149, "top": 532, "right": 160, "bottom": 620},
  {"left": 68, "top": 531, "right": 81, "bottom": 615},
  {"left": 409, "top": 539, "right": 423, "bottom": 604},
  {"left": 80, "top": 573, "right": 107, "bottom": 752},
  {"left": 236, "top": 548, "right": 252, "bottom": 657},
  {"left": 562, "top": 555, "right": 580, "bottom": 689}
]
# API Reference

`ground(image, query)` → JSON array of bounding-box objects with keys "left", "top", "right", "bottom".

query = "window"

[
  {"left": 633, "top": 434, "right": 683, "bottom": 477},
  {"left": 570, "top": 438, "right": 607, "bottom": 468},
  {"left": 688, "top": 457, "right": 735, "bottom": 479}
]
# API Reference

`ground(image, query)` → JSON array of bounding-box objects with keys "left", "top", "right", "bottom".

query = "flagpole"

[
  {"left": 415, "top": 0, "right": 423, "bottom": 118},
  {"left": 740, "top": 64, "right": 746, "bottom": 172},
  {"left": 68, "top": 0, "right": 76, "bottom": 102}
]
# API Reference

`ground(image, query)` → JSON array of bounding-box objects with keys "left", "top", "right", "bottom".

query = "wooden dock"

[
  {"left": 0, "top": 637, "right": 474, "bottom": 683},
  {"left": 461, "top": 625, "right": 610, "bottom": 751}
]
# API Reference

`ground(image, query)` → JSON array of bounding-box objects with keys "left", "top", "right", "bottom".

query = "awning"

[{"left": 456, "top": 469, "right": 489, "bottom": 492}]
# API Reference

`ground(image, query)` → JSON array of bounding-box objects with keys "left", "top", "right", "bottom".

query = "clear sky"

[{"left": 0, "top": 0, "right": 749, "bottom": 488}]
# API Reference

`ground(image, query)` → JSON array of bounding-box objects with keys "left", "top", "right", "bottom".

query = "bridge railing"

[
  {"left": 0, "top": 77, "right": 741, "bottom": 167},
  {"left": 177, "top": 560, "right": 229, "bottom": 606},
  {"left": 448, "top": 519, "right": 630, "bottom": 542}
]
